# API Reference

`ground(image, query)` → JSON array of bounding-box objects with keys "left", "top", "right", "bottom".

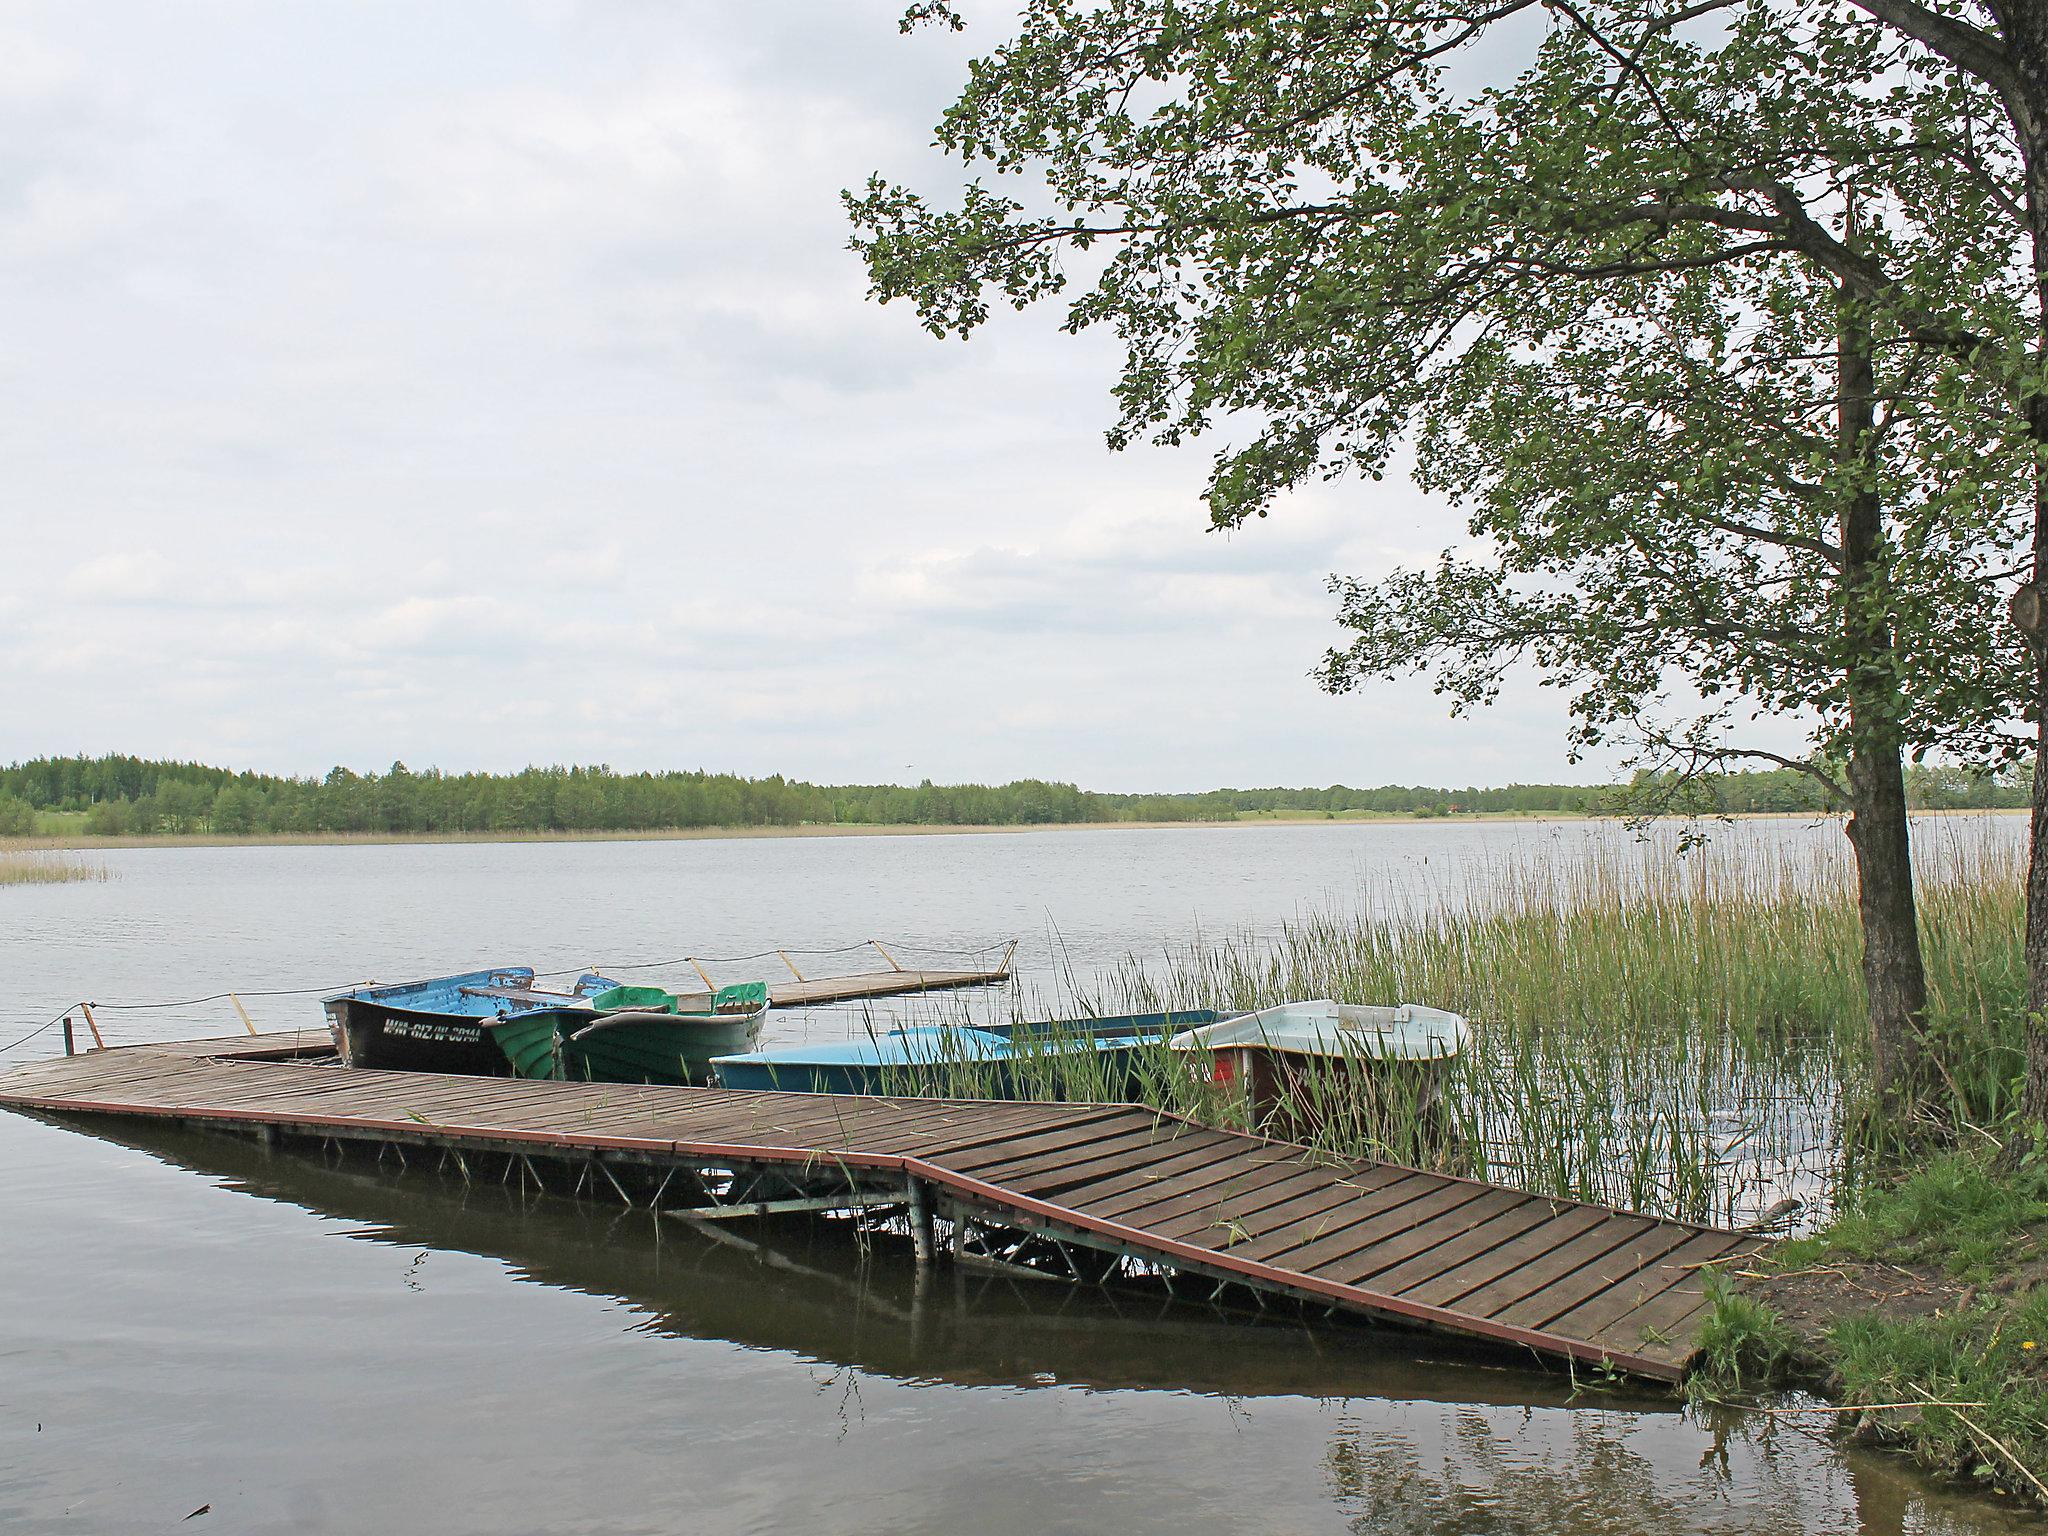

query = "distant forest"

[{"left": 0, "top": 754, "right": 2027, "bottom": 838}]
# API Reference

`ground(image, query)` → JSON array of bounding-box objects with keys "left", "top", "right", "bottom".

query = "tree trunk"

[
  {"left": 2020, "top": 384, "right": 2048, "bottom": 1131},
  {"left": 2006, "top": 0, "right": 2048, "bottom": 1133},
  {"left": 1844, "top": 741, "right": 1928, "bottom": 1106},
  {"left": 1838, "top": 285, "right": 1930, "bottom": 1109},
  {"left": 2025, "top": 674, "right": 2048, "bottom": 1126}
]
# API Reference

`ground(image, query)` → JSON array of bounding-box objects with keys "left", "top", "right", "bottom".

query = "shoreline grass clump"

[
  {"left": 0, "top": 851, "right": 110, "bottom": 886},
  {"left": 1695, "top": 1148, "right": 2048, "bottom": 1507}
]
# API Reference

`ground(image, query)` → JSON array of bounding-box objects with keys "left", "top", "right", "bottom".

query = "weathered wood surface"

[
  {"left": 0, "top": 1041, "right": 1760, "bottom": 1379},
  {"left": 754, "top": 966, "right": 1013, "bottom": 1008}
]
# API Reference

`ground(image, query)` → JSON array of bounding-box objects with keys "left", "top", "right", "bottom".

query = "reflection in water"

[
  {"left": 15, "top": 1114, "right": 2030, "bottom": 1536},
  {"left": 86, "top": 1115, "right": 1612, "bottom": 1407},
  {"left": 1324, "top": 1414, "right": 2010, "bottom": 1536}
]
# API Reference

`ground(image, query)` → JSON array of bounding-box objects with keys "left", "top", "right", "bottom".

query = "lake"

[{"left": 0, "top": 819, "right": 2033, "bottom": 1533}]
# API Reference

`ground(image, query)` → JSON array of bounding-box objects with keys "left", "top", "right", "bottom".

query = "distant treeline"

[{"left": 0, "top": 754, "right": 2026, "bottom": 838}]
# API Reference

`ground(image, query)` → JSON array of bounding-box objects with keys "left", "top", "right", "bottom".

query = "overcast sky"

[{"left": 0, "top": 1, "right": 1655, "bottom": 792}]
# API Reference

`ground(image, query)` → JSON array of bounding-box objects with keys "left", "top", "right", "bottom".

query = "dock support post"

[
  {"left": 61, "top": 1015, "right": 74, "bottom": 1056},
  {"left": 907, "top": 1177, "right": 936, "bottom": 1267}
]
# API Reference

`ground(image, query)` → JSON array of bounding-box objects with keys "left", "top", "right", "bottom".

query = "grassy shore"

[
  {"left": 5, "top": 804, "right": 2022, "bottom": 853},
  {"left": 1697, "top": 1149, "right": 2048, "bottom": 1506},
  {"left": 0, "top": 808, "right": 1606, "bottom": 851}
]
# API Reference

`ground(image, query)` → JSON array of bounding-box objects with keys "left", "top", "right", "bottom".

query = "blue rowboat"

[
  {"left": 709, "top": 1010, "right": 1231, "bottom": 1099},
  {"left": 322, "top": 966, "right": 618, "bottom": 1076}
]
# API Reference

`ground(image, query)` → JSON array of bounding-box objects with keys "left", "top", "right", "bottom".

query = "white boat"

[
  {"left": 1169, "top": 1000, "right": 1468, "bottom": 1137},
  {"left": 1167, "top": 999, "right": 1467, "bottom": 1061}
]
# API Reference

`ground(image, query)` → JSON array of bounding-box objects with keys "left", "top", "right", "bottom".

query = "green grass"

[
  {"left": 1689, "top": 1273, "right": 1799, "bottom": 1396},
  {"left": 1825, "top": 1288, "right": 2048, "bottom": 1504},
  {"left": 1776, "top": 1150, "right": 2048, "bottom": 1280},
  {"left": 1690, "top": 1146, "right": 2048, "bottom": 1505}
]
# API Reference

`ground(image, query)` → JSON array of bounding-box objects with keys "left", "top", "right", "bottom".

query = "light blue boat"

[{"left": 709, "top": 1010, "right": 1231, "bottom": 1099}]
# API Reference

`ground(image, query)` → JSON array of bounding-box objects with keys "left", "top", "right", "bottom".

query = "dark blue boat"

[
  {"left": 322, "top": 966, "right": 617, "bottom": 1076},
  {"left": 710, "top": 1010, "right": 1231, "bottom": 1099}
]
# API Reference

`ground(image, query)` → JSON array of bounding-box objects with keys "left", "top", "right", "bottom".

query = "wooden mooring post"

[{"left": 907, "top": 1176, "right": 937, "bottom": 1266}]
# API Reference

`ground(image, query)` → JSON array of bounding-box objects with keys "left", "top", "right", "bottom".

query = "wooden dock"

[
  {"left": 642, "top": 940, "right": 1015, "bottom": 1011},
  {"left": 758, "top": 965, "right": 1012, "bottom": 1009},
  {"left": 0, "top": 1036, "right": 1761, "bottom": 1381}
]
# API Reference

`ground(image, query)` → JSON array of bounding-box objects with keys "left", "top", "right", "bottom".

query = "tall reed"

[
  {"left": 0, "top": 851, "right": 111, "bottom": 886},
  {"left": 885, "top": 828, "right": 2027, "bottom": 1230}
]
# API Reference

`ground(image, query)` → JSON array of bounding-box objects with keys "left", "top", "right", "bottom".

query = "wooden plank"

[
  {"left": 1540, "top": 1231, "right": 1754, "bottom": 1345},
  {"left": 704, "top": 1097, "right": 1073, "bottom": 1155},
  {"left": 927, "top": 1116, "right": 1169, "bottom": 1178},
  {"left": 1489, "top": 1224, "right": 1704, "bottom": 1331},
  {"left": 1143, "top": 1162, "right": 1409, "bottom": 1245},
  {"left": 1277, "top": 1187, "right": 1523, "bottom": 1277},
  {"left": 1050, "top": 1137, "right": 1282, "bottom": 1220},
  {"left": 1004, "top": 1137, "right": 1248, "bottom": 1211},
  {"left": 1073, "top": 1142, "right": 1328, "bottom": 1225},
  {"left": 1198, "top": 1170, "right": 1445, "bottom": 1257},
  {"left": 1394, "top": 1201, "right": 1616, "bottom": 1308},
  {"left": 1211, "top": 1172, "right": 1454, "bottom": 1265},
  {"left": 1346, "top": 1194, "right": 1563, "bottom": 1294},
  {"left": 1244, "top": 1178, "right": 1496, "bottom": 1273},
  {"left": 1613, "top": 1293, "right": 1718, "bottom": 1374},
  {"left": 804, "top": 1101, "right": 1122, "bottom": 1160},
  {"left": 938, "top": 1121, "right": 1194, "bottom": 1185},
  {"left": 757, "top": 967, "right": 1011, "bottom": 1007},
  {"left": 859, "top": 1102, "right": 1104, "bottom": 1149},
  {"left": 903, "top": 1105, "right": 1136, "bottom": 1167},
  {"left": 1448, "top": 1214, "right": 1665, "bottom": 1321},
  {"left": 1323, "top": 1188, "right": 1537, "bottom": 1285}
]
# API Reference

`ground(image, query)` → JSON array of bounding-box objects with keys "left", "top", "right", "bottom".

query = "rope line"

[
  {"left": 90, "top": 984, "right": 365, "bottom": 1011},
  {"left": 534, "top": 936, "right": 1014, "bottom": 979},
  {"left": 3, "top": 937, "right": 1018, "bottom": 1050},
  {"left": 1, "top": 1009, "right": 77, "bottom": 1055}
]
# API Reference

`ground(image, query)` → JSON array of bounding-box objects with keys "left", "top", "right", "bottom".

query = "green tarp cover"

[{"left": 590, "top": 984, "right": 676, "bottom": 1015}]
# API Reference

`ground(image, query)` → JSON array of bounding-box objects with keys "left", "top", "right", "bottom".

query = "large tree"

[
  {"left": 1319, "top": 260, "right": 2024, "bottom": 1105},
  {"left": 849, "top": 0, "right": 2037, "bottom": 1114}
]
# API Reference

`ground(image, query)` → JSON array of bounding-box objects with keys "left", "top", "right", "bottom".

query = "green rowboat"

[
  {"left": 482, "top": 1010, "right": 568, "bottom": 1079},
  {"left": 493, "top": 981, "right": 770, "bottom": 1086}
]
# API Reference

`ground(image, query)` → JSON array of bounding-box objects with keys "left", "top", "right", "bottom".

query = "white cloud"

[{"left": 0, "top": 0, "right": 1623, "bottom": 791}]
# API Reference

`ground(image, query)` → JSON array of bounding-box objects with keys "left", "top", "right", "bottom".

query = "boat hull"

[
  {"left": 483, "top": 1011, "right": 573, "bottom": 1078},
  {"left": 557, "top": 1009, "right": 766, "bottom": 1087},
  {"left": 711, "top": 1011, "right": 1226, "bottom": 1099},
  {"left": 1219, "top": 1046, "right": 1455, "bottom": 1143},
  {"left": 326, "top": 998, "right": 515, "bottom": 1076}
]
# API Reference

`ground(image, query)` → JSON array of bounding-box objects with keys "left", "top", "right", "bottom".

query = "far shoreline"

[{"left": 0, "top": 805, "right": 2021, "bottom": 854}]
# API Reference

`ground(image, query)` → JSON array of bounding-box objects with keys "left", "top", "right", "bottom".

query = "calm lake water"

[{"left": 0, "top": 820, "right": 2034, "bottom": 1533}]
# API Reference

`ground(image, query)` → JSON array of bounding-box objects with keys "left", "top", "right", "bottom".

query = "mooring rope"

[
  {"left": 2, "top": 937, "right": 1018, "bottom": 1052},
  {"left": 0, "top": 1009, "right": 80, "bottom": 1055},
  {"left": 533, "top": 936, "right": 1015, "bottom": 979}
]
